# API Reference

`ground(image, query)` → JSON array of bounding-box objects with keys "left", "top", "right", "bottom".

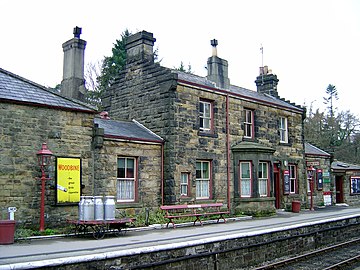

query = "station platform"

[{"left": 0, "top": 205, "right": 359, "bottom": 269}]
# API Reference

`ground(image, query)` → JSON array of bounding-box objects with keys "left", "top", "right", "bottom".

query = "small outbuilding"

[{"left": 331, "top": 160, "right": 360, "bottom": 206}]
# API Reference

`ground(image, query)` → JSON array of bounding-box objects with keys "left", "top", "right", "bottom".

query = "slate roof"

[
  {"left": 331, "top": 160, "right": 360, "bottom": 171},
  {"left": 305, "top": 142, "right": 331, "bottom": 157},
  {"left": 174, "top": 71, "right": 304, "bottom": 113},
  {"left": 94, "top": 118, "right": 163, "bottom": 143},
  {"left": 0, "top": 67, "right": 95, "bottom": 113}
]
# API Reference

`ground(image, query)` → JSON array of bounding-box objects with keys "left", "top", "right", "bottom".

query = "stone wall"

[
  {"left": 0, "top": 102, "right": 94, "bottom": 226},
  {"left": 341, "top": 171, "right": 360, "bottom": 206},
  {"left": 103, "top": 54, "right": 306, "bottom": 211},
  {"left": 38, "top": 214, "right": 360, "bottom": 269},
  {"left": 102, "top": 59, "right": 178, "bottom": 204},
  {"left": 93, "top": 138, "right": 163, "bottom": 215},
  {"left": 227, "top": 96, "right": 305, "bottom": 210},
  {"left": 305, "top": 155, "right": 332, "bottom": 207}
]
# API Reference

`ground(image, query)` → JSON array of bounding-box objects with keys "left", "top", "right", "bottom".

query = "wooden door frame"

[
  {"left": 273, "top": 164, "right": 281, "bottom": 209},
  {"left": 335, "top": 175, "right": 344, "bottom": 203}
]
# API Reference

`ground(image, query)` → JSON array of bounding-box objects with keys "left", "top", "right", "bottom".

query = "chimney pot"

[
  {"left": 263, "top": 65, "right": 268, "bottom": 74},
  {"left": 73, "top": 26, "right": 82, "bottom": 38},
  {"left": 210, "top": 39, "right": 218, "bottom": 57}
]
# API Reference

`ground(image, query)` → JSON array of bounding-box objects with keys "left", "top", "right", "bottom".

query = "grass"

[{"left": 15, "top": 226, "right": 71, "bottom": 240}]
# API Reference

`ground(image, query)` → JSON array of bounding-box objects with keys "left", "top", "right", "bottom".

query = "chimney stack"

[
  {"left": 255, "top": 66, "right": 279, "bottom": 98},
  {"left": 206, "top": 39, "right": 230, "bottom": 89},
  {"left": 125, "top": 31, "right": 156, "bottom": 63},
  {"left": 61, "top": 26, "right": 87, "bottom": 101}
]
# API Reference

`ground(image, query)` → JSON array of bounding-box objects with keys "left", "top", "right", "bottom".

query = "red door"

[
  {"left": 335, "top": 175, "right": 344, "bottom": 203},
  {"left": 274, "top": 164, "right": 281, "bottom": 209}
]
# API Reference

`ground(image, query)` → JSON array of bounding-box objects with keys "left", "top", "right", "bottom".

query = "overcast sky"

[{"left": 1, "top": 0, "right": 360, "bottom": 116}]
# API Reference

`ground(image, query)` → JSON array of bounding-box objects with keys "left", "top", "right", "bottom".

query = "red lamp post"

[
  {"left": 307, "top": 166, "right": 316, "bottom": 211},
  {"left": 36, "top": 143, "right": 53, "bottom": 231}
]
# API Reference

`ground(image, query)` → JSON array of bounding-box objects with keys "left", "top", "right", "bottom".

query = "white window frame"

[
  {"left": 280, "top": 117, "right": 288, "bottom": 143},
  {"left": 240, "top": 161, "right": 252, "bottom": 197},
  {"left": 258, "top": 162, "right": 269, "bottom": 197},
  {"left": 199, "top": 100, "right": 212, "bottom": 132},
  {"left": 244, "top": 109, "right": 254, "bottom": 138},
  {"left": 196, "top": 161, "right": 210, "bottom": 199},
  {"left": 117, "top": 157, "right": 136, "bottom": 202},
  {"left": 289, "top": 164, "right": 297, "bottom": 194},
  {"left": 180, "top": 172, "right": 189, "bottom": 197}
]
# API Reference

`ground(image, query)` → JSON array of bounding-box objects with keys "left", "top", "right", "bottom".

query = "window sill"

[
  {"left": 198, "top": 131, "right": 217, "bottom": 138},
  {"left": 179, "top": 197, "right": 193, "bottom": 203},
  {"left": 235, "top": 197, "right": 275, "bottom": 202},
  {"left": 116, "top": 202, "right": 142, "bottom": 208},
  {"left": 279, "top": 142, "right": 291, "bottom": 146},
  {"left": 193, "top": 199, "right": 214, "bottom": 203},
  {"left": 243, "top": 137, "right": 255, "bottom": 142}
]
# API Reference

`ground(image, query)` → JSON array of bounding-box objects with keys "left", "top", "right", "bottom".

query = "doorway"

[{"left": 335, "top": 175, "right": 344, "bottom": 203}]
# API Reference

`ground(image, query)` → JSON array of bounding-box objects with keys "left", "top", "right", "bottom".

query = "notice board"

[
  {"left": 283, "top": 170, "right": 290, "bottom": 194},
  {"left": 317, "top": 169, "right": 323, "bottom": 190}
]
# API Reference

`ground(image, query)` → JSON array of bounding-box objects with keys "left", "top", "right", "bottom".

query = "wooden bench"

[{"left": 160, "top": 203, "right": 229, "bottom": 228}]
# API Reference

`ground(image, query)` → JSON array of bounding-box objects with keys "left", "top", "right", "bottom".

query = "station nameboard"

[{"left": 306, "top": 160, "right": 320, "bottom": 167}]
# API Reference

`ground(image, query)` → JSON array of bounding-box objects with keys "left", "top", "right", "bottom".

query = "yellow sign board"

[{"left": 56, "top": 157, "right": 81, "bottom": 204}]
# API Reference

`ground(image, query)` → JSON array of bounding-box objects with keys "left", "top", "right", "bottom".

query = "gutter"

[{"left": 226, "top": 94, "right": 231, "bottom": 211}]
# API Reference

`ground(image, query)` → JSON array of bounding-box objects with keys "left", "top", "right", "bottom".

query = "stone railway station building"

[{"left": 0, "top": 29, "right": 356, "bottom": 228}]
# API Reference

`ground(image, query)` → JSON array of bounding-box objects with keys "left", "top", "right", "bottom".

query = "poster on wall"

[
  {"left": 351, "top": 177, "right": 360, "bottom": 194},
  {"left": 317, "top": 169, "right": 323, "bottom": 190},
  {"left": 56, "top": 157, "right": 81, "bottom": 204},
  {"left": 283, "top": 170, "right": 290, "bottom": 194},
  {"left": 323, "top": 171, "right": 330, "bottom": 183}
]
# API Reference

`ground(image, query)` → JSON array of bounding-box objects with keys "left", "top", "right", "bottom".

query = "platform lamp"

[
  {"left": 37, "top": 143, "right": 53, "bottom": 231},
  {"left": 307, "top": 165, "right": 316, "bottom": 211}
]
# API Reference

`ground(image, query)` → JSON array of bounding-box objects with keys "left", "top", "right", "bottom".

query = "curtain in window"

[
  {"left": 258, "top": 162, "right": 268, "bottom": 196},
  {"left": 196, "top": 161, "right": 210, "bottom": 198},
  {"left": 117, "top": 157, "right": 135, "bottom": 201},
  {"left": 240, "top": 162, "right": 251, "bottom": 197}
]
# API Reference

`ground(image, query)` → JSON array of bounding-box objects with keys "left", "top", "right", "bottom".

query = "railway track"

[{"left": 253, "top": 237, "right": 360, "bottom": 270}]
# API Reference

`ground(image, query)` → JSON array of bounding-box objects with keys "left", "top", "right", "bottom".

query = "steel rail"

[{"left": 253, "top": 237, "right": 360, "bottom": 270}]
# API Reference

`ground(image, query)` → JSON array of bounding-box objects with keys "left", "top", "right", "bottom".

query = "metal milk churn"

[
  {"left": 83, "top": 196, "right": 94, "bottom": 221},
  {"left": 94, "top": 196, "right": 104, "bottom": 221},
  {"left": 78, "top": 196, "right": 85, "bottom": 221},
  {"left": 104, "top": 196, "right": 116, "bottom": 220}
]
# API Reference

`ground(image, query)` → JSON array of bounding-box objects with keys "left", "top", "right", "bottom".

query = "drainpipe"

[
  {"left": 226, "top": 94, "right": 231, "bottom": 211},
  {"left": 161, "top": 142, "right": 165, "bottom": 205}
]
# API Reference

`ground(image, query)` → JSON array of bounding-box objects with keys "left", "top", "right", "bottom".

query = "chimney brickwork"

[
  {"left": 125, "top": 31, "right": 156, "bottom": 64},
  {"left": 206, "top": 40, "right": 230, "bottom": 89},
  {"left": 61, "top": 27, "right": 87, "bottom": 101},
  {"left": 255, "top": 66, "right": 279, "bottom": 98}
]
